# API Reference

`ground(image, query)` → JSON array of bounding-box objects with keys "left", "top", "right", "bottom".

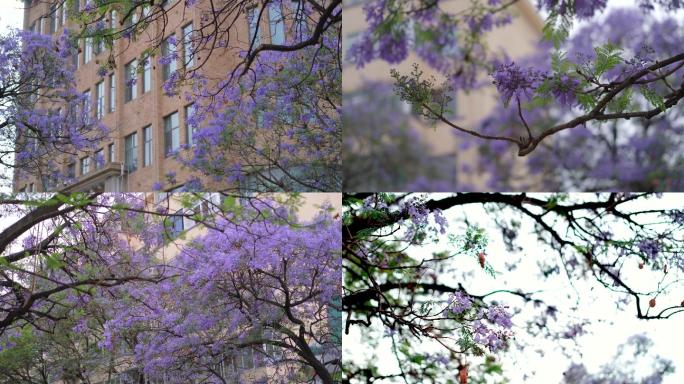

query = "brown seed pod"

[
  {"left": 638, "top": 262, "right": 644, "bottom": 269},
  {"left": 649, "top": 298, "right": 656, "bottom": 308},
  {"left": 458, "top": 365, "right": 468, "bottom": 384},
  {"left": 478, "top": 252, "right": 486, "bottom": 269}
]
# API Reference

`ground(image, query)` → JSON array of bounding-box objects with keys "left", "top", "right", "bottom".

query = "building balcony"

[{"left": 60, "top": 162, "right": 125, "bottom": 193}]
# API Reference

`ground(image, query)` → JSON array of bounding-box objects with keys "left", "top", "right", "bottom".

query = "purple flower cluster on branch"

[{"left": 0, "top": 29, "right": 108, "bottom": 187}]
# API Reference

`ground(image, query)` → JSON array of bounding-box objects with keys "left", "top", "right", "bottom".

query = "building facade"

[{"left": 14, "top": 0, "right": 285, "bottom": 193}]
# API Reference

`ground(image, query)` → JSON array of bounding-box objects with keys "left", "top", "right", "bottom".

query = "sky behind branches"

[
  {"left": 0, "top": 1, "right": 23, "bottom": 33},
  {"left": 345, "top": 194, "right": 684, "bottom": 383}
]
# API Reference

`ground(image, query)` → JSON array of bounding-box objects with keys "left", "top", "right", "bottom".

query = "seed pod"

[
  {"left": 638, "top": 262, "right": 644, "bottom": 269},
  {"left": 664, "top": 265, "right": 668, "bottom": 274},
  {"left": 458, "top": 365, "right": 468, "bottom": 384},
  {"left": 478, "top": 252, "right": 486, "bottom": 269},
  {"left": 649, "top": 298, "right": 656, "bottom": 308}
]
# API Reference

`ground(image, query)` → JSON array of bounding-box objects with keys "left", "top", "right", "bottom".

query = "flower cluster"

[
  {"left": 472, "top": 305, "right": 514, "bottom": 352},
  {"left": 491, "top": 61, "right": 546, "bottom": 106},
  {"left": 538, "top": 0, "right": 608, "bottom": 18},
  {"left": 448, "top": 291, "right": 473, "bottom": 315},
  {"left": 637, "top": 239, "right": 660, "bottom": 260}
]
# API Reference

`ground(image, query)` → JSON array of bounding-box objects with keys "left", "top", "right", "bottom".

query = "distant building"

[{"left": 14, "top": 0, "right": 289, "bottom": 193}]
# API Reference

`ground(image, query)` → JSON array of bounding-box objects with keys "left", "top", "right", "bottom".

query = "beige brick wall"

[{"left": 14, "top": 0, "right": 262, "bottom": 192}]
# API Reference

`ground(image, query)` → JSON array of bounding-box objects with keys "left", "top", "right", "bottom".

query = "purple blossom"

[
  {"left": 637, "top": 239, "right": 660, "bottom": 260},
  {"left": 448, "top": 291, "right": 472, "bottom": 314},
  {"left": 491, "top": 61, "right": 546, "bottom": 106}
]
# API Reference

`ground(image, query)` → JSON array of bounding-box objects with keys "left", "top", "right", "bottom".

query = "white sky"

[
  {"left": 345, "top": 194, "right": 684, "bottom": 383},
  {"left": 0, "top": 0, "right": 23, "bottom": 33},
  {"left": 0, "top": 1, "right": 22, "bottom": 191}
]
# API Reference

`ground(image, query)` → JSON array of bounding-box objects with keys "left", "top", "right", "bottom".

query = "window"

[
  {"left": 72, "top": 46, "right": 79, "bottom": 68},
  {"left": 164, "top": 209, "right": 184, "bottom": 240},
  {"left": 185, "top": 104, "right": 195, "bottom": 146},
  {"left": 94, "top": 35, "right": 104, "bottom": 55},
  {"left": 268, "top": 3, "right": 285, "bottom": 45},
  {"left": 182, "top": 23, "right": 194, "bottom": 67},
  {"left": 236, "top": 348, "right": 254, "bottom": 370},
  {"left": 262, "top": 329, "right": 283, "bottom": 359},
  {"left": 125, "top": 59, "right": 137, "bottom": 102},
  {"left": 108, "top": 142, "right": 116, "bottom": 162},
  {"left": 95, "top": 81, "right": 105, "bottom": 119},
  {"left": 94, "top": 148, "right": 104, "bottom": 169},
  {"left": 66, "top": 162, "right": 75, "bottom": 178},
  {"left": 143, "top": 125, "right": 152, "bottom": 167},
  {"left": 80, "top": 157, "right": 90, "bottom": 175},
  {"left": 143, "top": 58, "right": 152, "bottom": 93},
  {"left": 164, "top": 112, "right": 179, "bottom": 156},
  {"left": 84, "top": 38, "right": 92, "bottom": 63},
  {"left": 110, "top": 10, "right": 117, "bottom": 29},
  {"left": 83, "top": 89, "right": 91, "bottom": 118},
  {"left": 247, "top": 8, "right": 260, "bottom": 47},
  {"left": 61, "top": 1, "right": 67, "bottom": 25},
  {"left": 50, "top": 4, "right": 57, "bottom": 33},
  {"left": 125, "top": 133, "right": 137, "bottom": 172},
  {"left": 29, "top": 183, "right": 35, "bottom": 193},
  {"left": 108, "top": 74, "right": 116, "bottom": 112},
  {"left": 162, "top": 36, "right": 177, "bottom": 81},
  {"left": 291, "top": 0, "right": 309, "bottom": 35}
]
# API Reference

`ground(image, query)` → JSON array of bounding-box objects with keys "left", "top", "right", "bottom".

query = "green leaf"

[
  {"left": 608, "top": 88, "right": 633, "bottom": 113},
  {"left": 640, "top": 86, "right": 666, "bottom": 113},
  {"left": 45, "top": 253, "right": 65, "bottom": 270},
  {"left": 577, "top": 93, "right": 597, "bottom": 111},
  {"left": 594, "top": 43, "right": 623, "bottom": 77}
]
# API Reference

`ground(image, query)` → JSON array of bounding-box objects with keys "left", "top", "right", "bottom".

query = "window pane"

[
  {"left": 80, "top": 157, "right": 90, "bottom": 174},
  {"left": 268, "top": 4, "right": 285, "bottom": 45},
  {"left": 108, "top": 143, "right": 116, "bottom": 162},
  {"left": 143, "top": 59, "right": 152, "bottom": 93},
  {"left": 143, "top": 125, "right": 152, "bottom": 166},
  {"left": 164, "top": 112, "right": 179, "bottom": 156},
  {"left": 183, "top": 24, "right": 194, "bottom": 67},
  {"left": 96, "top": 81, "right": 104, "bottom": 119},
  {"left": 94, "top": 149, "right": 104, "bottom": 169},
  {"left": 84, "top": 38, "right": 92, "bottom": 63},
  {"left": 125, "top": 133, "right": 137, "bottom": 172},
  {"left": 162, "top": 37, "right": 177, "bottom": 81},
  {"left": 109, "top": 74, "right": 116, "bottom": 112},
  {"left": 248, "top": 8, "right": 260, "bottom": 47},
  {"left": 125, "top": 60, "right": 137, "bottom": 102},
  {"left": 83, "top": 90, "right": 91, "bottom": 118},
  {"left": 185, "top": 104, "right": 195, "bottom": 146}
]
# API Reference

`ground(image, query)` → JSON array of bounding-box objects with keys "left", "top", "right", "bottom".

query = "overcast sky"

[{"left": 0, "top": 1, "right": 23, "bottom": 33}]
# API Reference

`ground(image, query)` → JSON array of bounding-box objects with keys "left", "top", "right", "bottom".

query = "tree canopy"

[
  {"left": 0, "top": 192, "right": 341, "bottom": 383},
  {"left": 343, "top": 193, "right": 682, "bottom": 383}
]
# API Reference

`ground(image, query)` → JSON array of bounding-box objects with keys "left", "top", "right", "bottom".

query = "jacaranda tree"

[
  {"left": 343, "top": 193, "right": 682, "bottom": 383},
  {"left": 348, "top": 0, "right": 684, "bottom": 190},
  {"left": 0, "top": 192, "right": 341, "bottom": 383},
  {"left": 66, "top": 0, "right": 341, "bottom": 191},
  {"left": 0, "top": 29, "right": 108, "bottom": 189}
]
